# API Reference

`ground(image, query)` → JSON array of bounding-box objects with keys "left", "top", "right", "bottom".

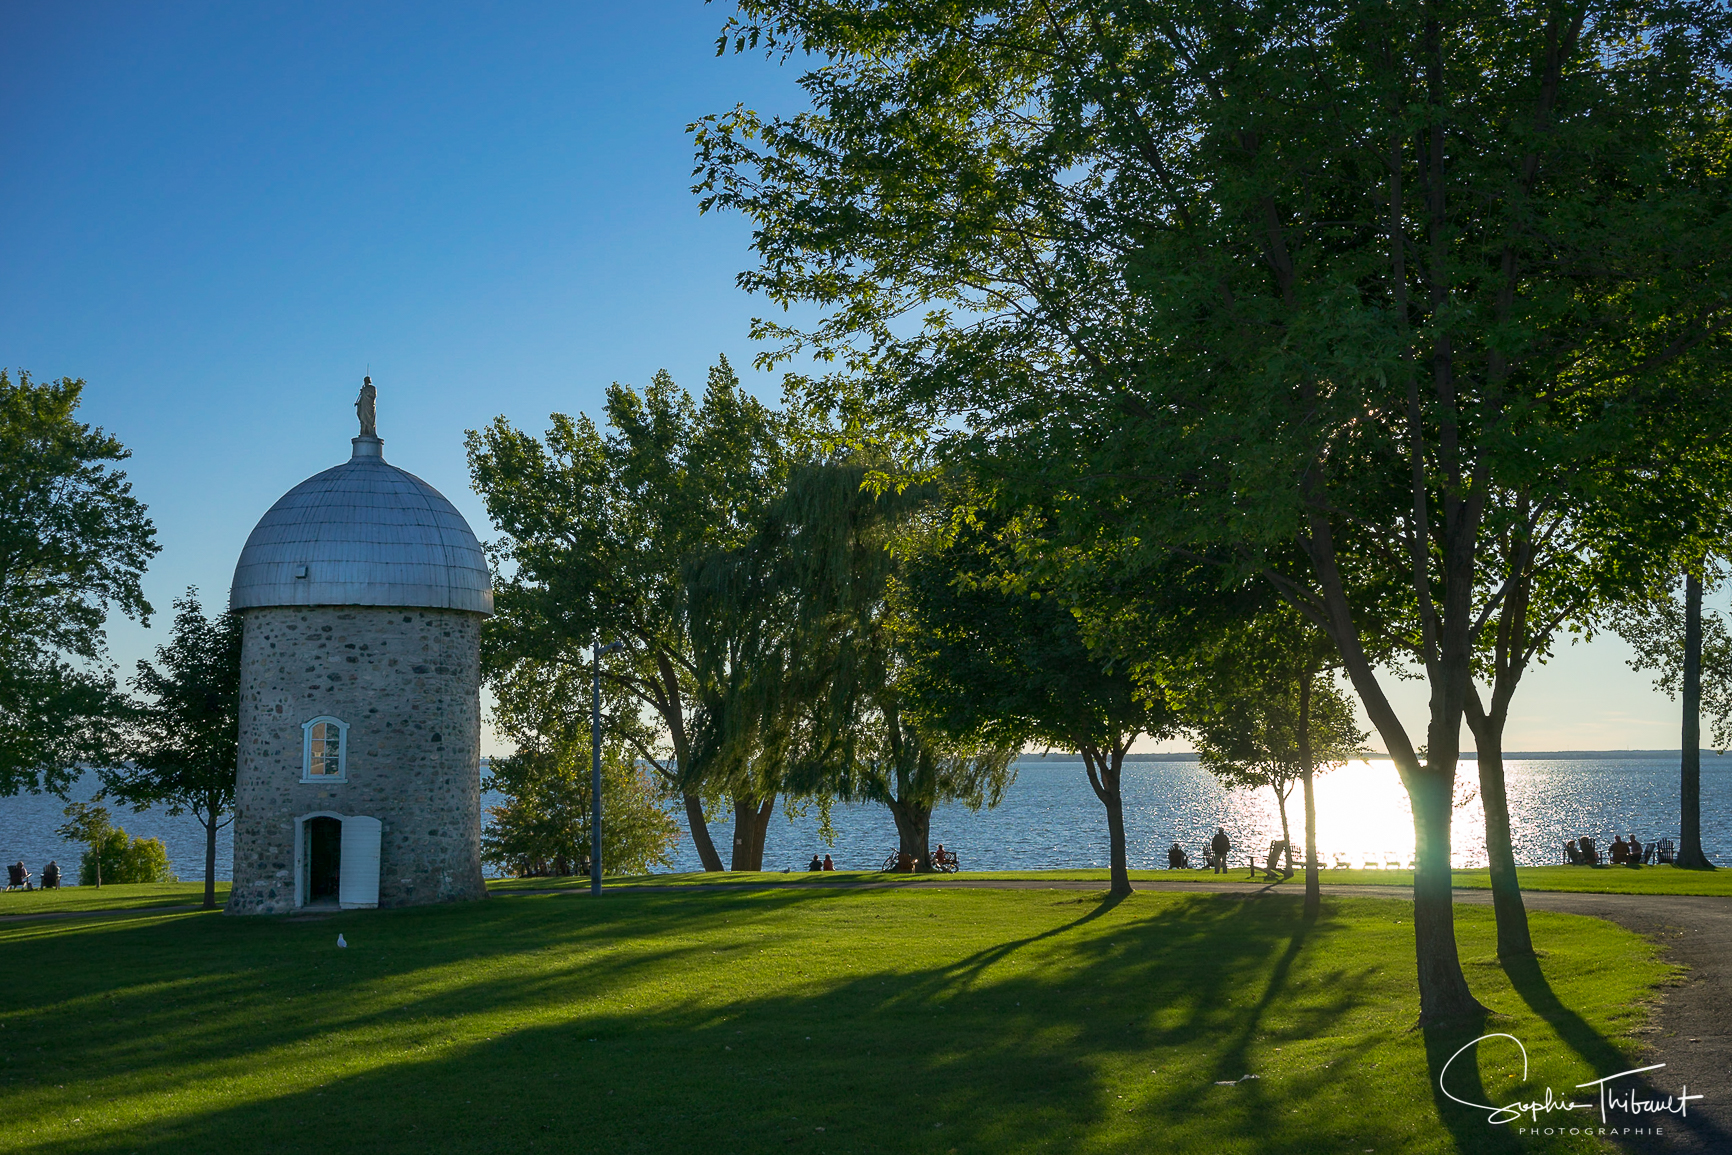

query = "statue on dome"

[{"left": 356, "top": 376, "right": 377, "bottom": 438}]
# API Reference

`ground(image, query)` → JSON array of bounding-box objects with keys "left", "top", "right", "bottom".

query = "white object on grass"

[{"left": 337, "top": 934, "right": 347, "bottom": 948}]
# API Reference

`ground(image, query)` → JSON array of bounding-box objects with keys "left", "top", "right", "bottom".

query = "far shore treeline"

[{"left": 5, "top": 1, "right": 1732, "bottom": 1027}]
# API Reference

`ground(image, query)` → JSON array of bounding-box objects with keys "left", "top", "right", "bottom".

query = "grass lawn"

[
  {"left": 0, "top": 882, "right": 230, "bottom": 915},
  {"left": 0, "top": 886, "right": 1670, "bottom": 1153},
  {"left": 488, "top": 862, "right": 1732, "bottom": 896}
]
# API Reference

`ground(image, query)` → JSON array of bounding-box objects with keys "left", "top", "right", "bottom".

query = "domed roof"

[{"left": 230, "top": 436, "right": 493, "bottom": 615}]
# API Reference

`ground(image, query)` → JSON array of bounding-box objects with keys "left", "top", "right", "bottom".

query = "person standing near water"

[{"left": 1211, "top": 827, "right": 1231, "bottom": 875}]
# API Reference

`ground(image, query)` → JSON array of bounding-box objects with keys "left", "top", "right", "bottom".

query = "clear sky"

[{"left": 0, "top": 2, "right": 1694, "bottom": 756}]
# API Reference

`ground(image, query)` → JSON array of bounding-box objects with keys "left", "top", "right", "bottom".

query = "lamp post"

[{"left": 592, "top": 639, "right": 624, "bottom": 896}]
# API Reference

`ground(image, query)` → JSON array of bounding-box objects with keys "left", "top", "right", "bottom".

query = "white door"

[{"left": 338, "top": 816, "right": 382, "bottom": 909}]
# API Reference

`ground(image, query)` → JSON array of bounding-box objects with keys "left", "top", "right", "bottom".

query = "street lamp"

[{"left": 591, "top": 638, "right": 624, "bottom": 897}]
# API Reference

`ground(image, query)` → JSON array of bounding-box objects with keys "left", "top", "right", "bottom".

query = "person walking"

[{"left": 1211, "top": 828, "right": 1231, "bottom": 875}]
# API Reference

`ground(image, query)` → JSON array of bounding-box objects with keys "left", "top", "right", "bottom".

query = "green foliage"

[
  {"left": 100, "top": 588, "right": 240, "bottom": 905},
  {"left": 468, "top": 359, "right": 791, "bottom": 869},
  {"left": 1610, "top": 566, "right": 1732, "bottom": 749},
  {"left": 483, "top": 658, "right": 678, "bottom": 877},
  {"left": 55, "top": 801, "right": 112, "bottom": 887},
  {"left": 1179, "top": 615, "right": 1368, "bottom": 797},
  {"left": 0, "top": 371, "right": 157, "bottom": 795},
  {"left": 693, "top": 453, "right": 1020, "bottom": 866},
  {"left": 700, "top": 0, "right": 1732, "bottom": 1015},
  {"left": 899, "top": 518, "right": 1173, "bottom": 759},
  {"left": 77, "top": 826, "right": 171, "bottom": 886}
]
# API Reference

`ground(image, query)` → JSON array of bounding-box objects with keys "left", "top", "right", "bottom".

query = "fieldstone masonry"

[{"left": 226, "top": 605, "right": 487, "bottom": 913}]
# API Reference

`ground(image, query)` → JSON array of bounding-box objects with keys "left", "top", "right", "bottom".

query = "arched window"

[{"left": 301, "top": 717, "right": 348, "bottom": 782}]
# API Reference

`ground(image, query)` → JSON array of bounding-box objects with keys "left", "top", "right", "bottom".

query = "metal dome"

[{"left": 230, "top": 436, "right": 493, "bottom": 615}]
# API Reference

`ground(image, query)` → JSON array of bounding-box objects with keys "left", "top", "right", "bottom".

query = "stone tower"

[{"left": 225, "top": 388, "right": 492, "bottom": 913}]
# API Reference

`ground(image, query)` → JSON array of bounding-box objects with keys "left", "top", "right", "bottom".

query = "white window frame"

[{"left": 301, "top": 716, "right": 349, "bottom": 783}]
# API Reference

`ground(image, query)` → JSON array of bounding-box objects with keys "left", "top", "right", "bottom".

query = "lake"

[{"left": 4, "top": 752, "right": 1727, "bottom": 883}]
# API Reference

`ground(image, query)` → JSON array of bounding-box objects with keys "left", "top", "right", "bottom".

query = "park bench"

[
  {"left": 880, "top": 848, "right": 962, "bottom": 873},
  {"left": 5, "top": 863, "right": 30, "bottom": 891},
  {"left": 1657, "top": 838, "right": 1676, "bottom": 865}
]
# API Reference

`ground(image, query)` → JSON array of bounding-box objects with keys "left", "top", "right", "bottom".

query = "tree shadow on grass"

[
  {"left": 1500, "top": 951, "right": 1730, "bottom": 1153},
  {"left": 0, "top": 891, "right": 1498, "bottom": 1154}
]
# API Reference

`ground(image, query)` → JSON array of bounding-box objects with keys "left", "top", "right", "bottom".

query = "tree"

[
  {"left": 468, "top": 359, "right": 790, "bottom": 871},
  {"left": 56, "top": 802, "right": 113, "bottom": 887},
  {"left": 899, "top": 518, "right": 1174, "bottom": 896},
  {"left": 709, "top": 457, "right": 1020, "bottom": 871},
  {"left": 0, "top": 371, "right": 157, "bottom": 795},
  {"left": 79, "top": 828, "right": 171, "bottom": 886},
  {"left": 1612, "top": 563, "right": 1732, "bottom": 870},
  {"left": 483, "top": 658, "right": 678, "bottom": 877},
  {"left": 100, "top": 589, "right": 240, "bottom": 909},
  {"left": 1178, "top": 614, "right": 1367, "bottom": 914},
  {"left": 698, "top": 1, "right": 1732, "bottom": 1021}
]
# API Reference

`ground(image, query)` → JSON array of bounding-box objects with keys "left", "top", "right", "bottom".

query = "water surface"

[{"left": 6, "top": 753, "right": 1721, "bottom": 883}]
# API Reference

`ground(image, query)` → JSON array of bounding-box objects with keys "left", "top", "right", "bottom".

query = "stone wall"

[{"left": 226, "top": 605, "right": 487, "bottom": 914}]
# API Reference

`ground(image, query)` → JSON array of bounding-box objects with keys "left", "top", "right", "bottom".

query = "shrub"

[{"left": 79, "top": 828, "right": 172, "bottom": 885}]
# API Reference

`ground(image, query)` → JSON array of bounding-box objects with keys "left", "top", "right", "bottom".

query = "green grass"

[
  {"left": 487, "top": 862, "right": 1732, "bottom": 896},
  {"left": 0, "top": 886, "right": 1670, "bottom": 1153},
  {"left": 0, "top": 882, "right": 229, "bottom": 914}
]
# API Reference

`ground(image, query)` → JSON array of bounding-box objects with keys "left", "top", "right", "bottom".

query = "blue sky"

[{"left": 0, "top": 2, "right": 1693, "bottom": 754}]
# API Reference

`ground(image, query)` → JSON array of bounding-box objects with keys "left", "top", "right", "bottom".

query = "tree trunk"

[
  {"left": 1274, "top": 790, "right": 1294, "bottom": 879},
  {"left": 1082, "top": 745, "right": 1130, "bottom": 896},
  {"left": 1298, "top": 672, "right": 1320, "bottom": 915},
  {"left": 730, "top": 794, "right": 775, "bottom": 871},
  {"left": 887, "top": 798, "right": 933, "bottom": 871},
  {"left": 1680, "top": 571, "right": 1713, "bottom": 869},
  {"left": 684, "top": 793, "right": 725, "bottom": 872},
  {"left": 203, "top": 804, "right": 219, "bottom": 910},
  {"left": 1301, "top": 767, "right": 1320, "bottom": 916},
  {"left": 1408, "top": 766, "right": 1484, "bottom": 1022},
  {"left": 1474, "top": 730, "right": 1534, "bottom": 956}
]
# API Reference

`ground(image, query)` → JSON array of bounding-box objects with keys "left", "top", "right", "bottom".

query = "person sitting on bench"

[
  {"left": 1167, "top": 842, "right": 1188, "bottom": 869},
  {"left": 6, "top": 861, "right": 28, "bottom": 891},
  {"left": 40, "top": 861, "right": 60, "bottom": 889},
  {"left": 1564, "top": 839, "right": 1582, "bottom": 864},
  {"left": 1609, "top": 836, "right": 1628, "bottom": 864},
  {"left": 1625, "top": 835, "right": 1644, "bottom": 865}
]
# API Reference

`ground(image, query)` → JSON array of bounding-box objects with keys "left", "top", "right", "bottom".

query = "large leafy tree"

[
  {"left": 101, "top": 590, "right": 241, "bottom": 909},
  {"left": 697, "top": 1, "right": 1732, "bottom": 1021},
  {"left": 1177, "top": 612, "right": 1367, "bottom": 915},
  {"left": 899, "top": 518, "right": 1174, "bottom": 896},
  {"left": 709, "top": 457, "right": 1019, "bottom": 871},
  {"left": 469, "top": 359, "right": 789, "bottom": 871},
  {"left": 0, "top": 371, "right": 157, "bottom": 795}
]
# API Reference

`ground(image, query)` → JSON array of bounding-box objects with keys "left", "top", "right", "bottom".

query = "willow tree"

[
  {"left": 468, "top": 359, "right": 789, "bottom": 871},
  {"left": 698, "top": 0, "right": 1732, "bottom": 1020},
  {"left": 693, "top": 457, "right": 1018, "bottom": 870}
]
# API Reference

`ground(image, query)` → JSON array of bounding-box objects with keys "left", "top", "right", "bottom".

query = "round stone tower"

[{"left": 225, "top": 385, "right": 492, "bottom": 914}]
